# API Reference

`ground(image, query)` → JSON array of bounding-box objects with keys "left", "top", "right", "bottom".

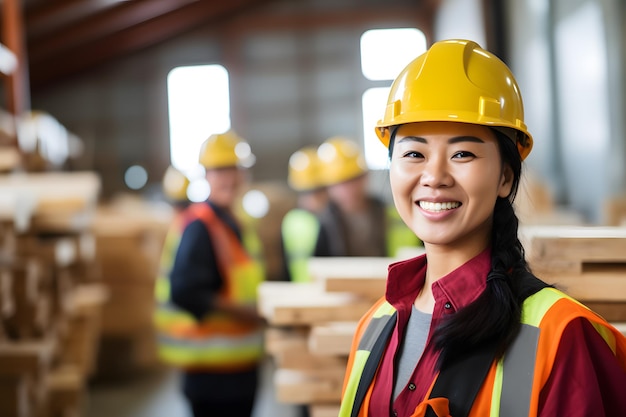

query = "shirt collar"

[{"left": 385, "top": 248, "right": 491, "bottom": 312}]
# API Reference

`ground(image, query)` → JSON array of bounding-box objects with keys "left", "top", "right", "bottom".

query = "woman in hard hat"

[
  {"left": 154, "top": 131, "right": 265, "bottom": 417},
  {"left": 338, "top": 39, "right": 626, "bottom": 417},
  {"left": 314, "top": 136, "right": 420, "bottom": 258},
  {"left": 280, "top": 146, "right": 328, "bottom": 282}
]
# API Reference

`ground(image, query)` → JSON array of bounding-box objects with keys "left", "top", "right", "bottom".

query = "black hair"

[
  {"left": 434, "top": 128, "right": 548, "bottom": 367},
  {"left": 388, "top": 126, "right": 549, "bottom": 368}
]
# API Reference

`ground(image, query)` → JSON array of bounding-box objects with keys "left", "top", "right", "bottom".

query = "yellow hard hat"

[
  {"left": 375, "top": 39, "right": 533, "bottom": 160},
  {"left": 288, "top": 146, "right": 325, "bottom": 192},
  {"left": 317, "top": 137, "right": 368, "bottom": 186},
  {"left": 198, "top": 130, "right": 255, "bottom": 169},
  {"left": 162, "top": 166, "right": 190, "bottom": 202}
]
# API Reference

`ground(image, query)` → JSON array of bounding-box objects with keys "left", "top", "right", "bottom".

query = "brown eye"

[{"left": 452, "top": 151, "right": 475, "bottom": 159}]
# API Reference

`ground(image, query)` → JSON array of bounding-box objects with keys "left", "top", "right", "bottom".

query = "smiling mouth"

[{"left": 418, "top": 201, "right": 461, "bottom": 212}]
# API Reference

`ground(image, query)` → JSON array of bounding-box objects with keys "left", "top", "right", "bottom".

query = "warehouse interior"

[{"left": 1, "top": 0, "right": 626, "bottom": 416}]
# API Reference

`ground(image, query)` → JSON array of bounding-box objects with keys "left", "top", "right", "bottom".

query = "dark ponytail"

[{"left": 431, "top": 128, "right": 549, "bottom": 368}]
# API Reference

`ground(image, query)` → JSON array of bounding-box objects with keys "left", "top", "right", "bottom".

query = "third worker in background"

[
  {"left": 314, "top": 136, "right": 421, "bottom": 258},
  {"left": 281, "top": 146, "right": 329, "bottom": 282}
]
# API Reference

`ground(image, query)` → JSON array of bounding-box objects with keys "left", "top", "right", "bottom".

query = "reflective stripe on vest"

[
  {"left": 489, "top": 287, "right": 601, "bottom": 417},
  {"left": 385, "top": 205, "right": 421, "bottom": 257},
  {"left": 153, "top": 202, "right": 265, "bottom": 370},
  {"left": 339, "top": 301, "right": 396, "bottom": 417},
  {"left": 281, "top": 208, "right": 320, "bottom": 282}
]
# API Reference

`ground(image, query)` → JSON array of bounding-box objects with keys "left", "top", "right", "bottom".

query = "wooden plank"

[
  {"left": 521, "top": 226, "right": 626, "bottom": 265},
  {"left": 258, "top": 282, "right": 372, "bottom": 326},
  {"left": 309, "top": 322, "right": 356, "bottom": 356},
  {"left": 46, "top": 365, "right": 84, "bottom": 415},
  {"left": 274, "top": 368, "right": 344, "bottom": 404},
  {"left": 307, "top": 257, "right": 391, "bottom": 282},
  {"left": 0, "top": 339, "right": 55, "bottom": 377},
  {"left": 278, "top": 348, "right": 346, "bottom": 370},
  {"left": 264, "top": 327, "right": 308, "bottom": 356},
  {"left": 536, "top": 271, "right": 626, "bottom": 302},
  {"left": 0, "top": 172, "right": 100, "bottom": 233},
  {"left": 324, "top": 276, "right": 385, "bottom": 300},
  {"left": 310, "top": 404, "right": 341, "bottom": 417}
]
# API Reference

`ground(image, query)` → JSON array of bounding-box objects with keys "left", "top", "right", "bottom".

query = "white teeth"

[{"left": 419, "top": 201, "right": 460, "bottom": 212}]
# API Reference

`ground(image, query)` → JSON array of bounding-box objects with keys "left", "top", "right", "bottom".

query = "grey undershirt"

[{"left": 393, "top": 305, "right": 433, "bottom": 401}]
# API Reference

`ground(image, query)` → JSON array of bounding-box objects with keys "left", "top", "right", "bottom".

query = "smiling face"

[{"left": 389, "top": 121, "right": 513, "bottom": 255}]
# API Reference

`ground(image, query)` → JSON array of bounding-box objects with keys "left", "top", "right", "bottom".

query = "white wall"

[{"left": 507, "top": 0, "right": 625, "bottom": 223}]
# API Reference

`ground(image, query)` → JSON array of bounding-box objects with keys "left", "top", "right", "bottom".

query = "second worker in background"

[{"left": 314, "top": 136, "right": 421, "bottom": 258}]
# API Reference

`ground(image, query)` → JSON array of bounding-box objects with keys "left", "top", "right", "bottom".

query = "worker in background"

[
  {"left": 314, "top": 136, "right": 421, "bottom": 258},
  {"left": 154, "top": 130, "right": 265, "bottom": 417},
  {"left": 339, "top": 39, "right": 626, "bottom": 417},
  {"left": 280, "top": 146, "right": 328, "bottom": 282}
]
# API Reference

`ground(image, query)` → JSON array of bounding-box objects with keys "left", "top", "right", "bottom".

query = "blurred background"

[{"left": 0, "top": 0, "right": 625, "bottom": 416}]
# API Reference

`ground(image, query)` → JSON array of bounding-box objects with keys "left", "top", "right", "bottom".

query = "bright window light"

[
  {"left": 360, "top": 28, "right": 427, "bottom": 170},
  {"left": 360, "top": 28, "right": 427, "bottom": 81},
  {"left": 167, "top": 65, "right": 231, "bottom": 179},
  {"left": 362, "top": 87, "right": 392, "bottom": 170}
]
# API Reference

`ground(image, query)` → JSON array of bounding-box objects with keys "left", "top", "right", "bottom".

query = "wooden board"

[
  {"left": 536, "top": 270, "right": 626, "bottom": 302},
  {"left": 521, "top": 226, "right": 626, "bottom": 271},
  {"left": 274, "top": 368, "right": 345, "bottom": 404},
  {"left": 0, "top": 171, "right": 101, "bottom": 233},
  {"left": 310, "top": 404, "right": 341, "bottom": 417},
  {"left": 307, "top": 257, "right": 391, "bottom": 282},
  {"left": 264, "top": 327, "right": 309, "bottom": 356},
  {"left": 309, "top": 322, "right": 356, "bottom": 356},
  {"left": 257, "top": 282, "right": 372, "bottom": 326},
  {"left": 0, "top": 339, "right": 55, "bottom": 377},
  {"left": 278, "top": 347, "right": 346, "bottom": 370}
]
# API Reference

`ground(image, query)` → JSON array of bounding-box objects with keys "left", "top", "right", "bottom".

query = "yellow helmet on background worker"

[
  {"left": 198, "top": 130, "right": 255, "bottom": 169},
  {"left": 317, "top": 137, "right": 368, "bottom": 186},
  {"left": 375, "top": 39, "right": 533, "bottom": 160},
  {"left": 162, "top": 165, "right": 190, "bottom": 202},
  {"left": 288, "top": 146, "right": 325, "bottom": 192}
]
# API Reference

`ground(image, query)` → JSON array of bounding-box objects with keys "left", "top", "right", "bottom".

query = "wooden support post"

[{"left": 2, "top": 0, "right": 31, "bottom": 118}]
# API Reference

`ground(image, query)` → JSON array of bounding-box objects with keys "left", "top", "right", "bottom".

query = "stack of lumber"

[
  {"left": 91, "top": 195, "right": 172, "bottom": 378},
  {"left": 520, "top": 225, "right": 626, "bottom": 324},
  {"left": 257, "top": 256, "right": 403, "bottom": 417},
  {"left": 0, "top": 171, "right": 107, "bottom": 417}
]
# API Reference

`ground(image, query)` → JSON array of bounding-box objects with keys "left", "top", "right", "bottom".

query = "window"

[
  {"left": 167, "top": 64, "right": 231, "bottom": 200},
  {"left": 360, "top": 28, "right": 427, "bottom": 169}
]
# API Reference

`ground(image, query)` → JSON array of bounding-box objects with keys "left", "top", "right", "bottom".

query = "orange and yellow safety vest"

[{"left": 154, "top": 202, "right": 265, "bottom": 371}]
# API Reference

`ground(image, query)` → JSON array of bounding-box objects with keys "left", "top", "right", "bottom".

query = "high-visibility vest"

[
  {"left": 339, "top": 287, "right": 626, "bottom": 417},
  {"left": 153, "top": 202, "right": 265, "bottom": 371},
  {"left": 281, "top": 208, "right": 320, "bottom": 283}
]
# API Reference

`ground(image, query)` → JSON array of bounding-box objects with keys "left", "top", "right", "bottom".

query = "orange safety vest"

[
  {"left": 340, "top": 287, "right": 626, "bottom": 417},
  {"left": 154, "top": 202, "right": 265, "bottom": 371}
]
